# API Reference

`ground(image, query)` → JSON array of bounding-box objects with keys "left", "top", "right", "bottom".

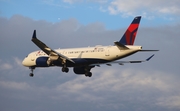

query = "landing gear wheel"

[
  {"left": 29, "top": 73, "right": 34, "bottom": 77},
  {"left": 64, "top": 68, "right": 69, "bottom": 73},
  {"left": 62, "top": 67, "right": 69, "bottom": 73},
  {"left": 85, "top": 72, "right": 92, "bottom": 77},
  {"left": 29, "top": 67, "right": 35, "bottom": 77},
  {"left": 88, "top": 72, "right": 92, "bottom": 77}
]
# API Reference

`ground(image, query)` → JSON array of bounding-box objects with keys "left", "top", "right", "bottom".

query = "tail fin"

[{"left": 119, "top": 16, "right": 141, "bottom": 45}]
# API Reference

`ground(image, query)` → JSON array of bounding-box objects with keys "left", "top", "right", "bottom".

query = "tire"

[{"left": 29, "top": 73, "right": 34, "bottom": 77}]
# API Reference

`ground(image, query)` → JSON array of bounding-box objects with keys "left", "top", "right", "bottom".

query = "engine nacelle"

[
  {"left": 47, "top": 55, "right": 59, "bottom": 66},
  {"left": 73, "top": 67, "right": 86, "bottom": 74},
  {"left": 73, "top": 66, "right": 95, "bottom": 75},
  {"left": 36, "top": 57, "right": 49, "bottom": 67}
]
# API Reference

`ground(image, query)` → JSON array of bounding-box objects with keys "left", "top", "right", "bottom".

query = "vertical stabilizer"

[{"left": 119, "top": 16, "right": 141, "bottom": 45}]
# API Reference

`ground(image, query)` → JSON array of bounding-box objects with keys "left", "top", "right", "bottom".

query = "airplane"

[{"left": 22, "top": 16, "right": 158, "bottom": 77}]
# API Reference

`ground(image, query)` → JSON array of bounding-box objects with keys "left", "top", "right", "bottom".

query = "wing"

[
  {"left": 91, "top": 54, "right": 155, "bottom": 67},
  {"left": 31, "top": 30, "right": 75, "bottom": 63}
]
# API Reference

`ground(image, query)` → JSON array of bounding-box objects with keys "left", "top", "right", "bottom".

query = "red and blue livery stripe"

[{"left": 119, "top": 16, "right": 141, "bottom": 45}]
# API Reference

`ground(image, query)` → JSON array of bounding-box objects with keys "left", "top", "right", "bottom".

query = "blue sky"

[
  {"left": 1, "top": 0, "right": 180, "bottom": 111},
  {"left": 1, "top": 0, "right": 179, "bottom": 29}
]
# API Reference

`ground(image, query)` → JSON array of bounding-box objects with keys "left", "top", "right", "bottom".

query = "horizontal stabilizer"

[{"left": 139, "top": 50, "right": 159, "bottom": 51}]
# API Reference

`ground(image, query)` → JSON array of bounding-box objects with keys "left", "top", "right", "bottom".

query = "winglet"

[
  {"left": 146, "top": 54, "right": 155, "bottom": 61},
  {"left": 32, "top": 30, "right": 37, "bottom": 39}
]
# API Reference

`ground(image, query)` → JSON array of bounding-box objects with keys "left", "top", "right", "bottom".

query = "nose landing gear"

[
  {"left": 29, "top": 73, "right": 34, "bottom": 77},
  {"left": 29, "top": 67, "right": 35, "bottom": 77}
]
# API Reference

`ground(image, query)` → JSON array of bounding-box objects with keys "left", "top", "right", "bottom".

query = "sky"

[{"left": 0, "top": 0, "right": 180, "bottom": 111}]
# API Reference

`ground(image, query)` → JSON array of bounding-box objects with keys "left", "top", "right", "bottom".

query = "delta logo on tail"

[{"left": 120, "top": 16, "right": 141, "bottom": 45}]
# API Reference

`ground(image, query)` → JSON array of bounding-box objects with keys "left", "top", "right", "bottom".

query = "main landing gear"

[
  {"left": 85, "top": 72, "right": 92, "bottom": 77},
  {"left": 62, "top": 67, "right": 69, "bottom": 73},
  {"left": 84, "top": 66, "right": 92, "bottom": 77},
  {"left": 61, "top": 59, "right": 69, "bottom": 73},
  {"left": 29, "top": 67, "right": 35, "bottom": 77}
]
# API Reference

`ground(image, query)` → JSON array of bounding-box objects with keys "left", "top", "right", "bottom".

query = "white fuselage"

[{"left": 22, "top": 45, "right": 142, "bottom": 67}]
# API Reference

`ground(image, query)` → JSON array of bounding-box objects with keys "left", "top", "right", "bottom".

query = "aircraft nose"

[
  {"left": 22, "top": 57, "right": 31, "bottom": 67},
  {"left": 22, "top": 56, "right": 36, "bottom": 67},
  {"left": 22, "top": 58, "right": 27, "bottom": 66}
]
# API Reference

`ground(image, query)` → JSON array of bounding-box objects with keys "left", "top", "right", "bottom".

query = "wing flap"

[
  {"left": 91, "top": 54, "right": 155, "bottom": 67},
  {"left": 111, "top": 54, "right": 154, "bottom": 64}
]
